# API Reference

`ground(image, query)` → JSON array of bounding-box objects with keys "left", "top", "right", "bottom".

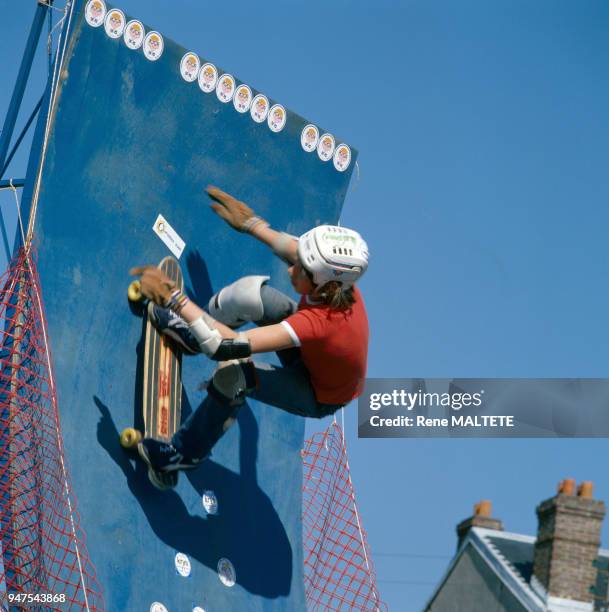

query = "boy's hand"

[
  {"left": 129, "top": 266, "right": 176, "bottom": 305},
  {"left": 207, "top": 185, "right": 267, "bottom": 233}
]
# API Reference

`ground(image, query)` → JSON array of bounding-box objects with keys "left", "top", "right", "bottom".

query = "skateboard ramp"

[{"left": 15, "top": 1, "right": 357, "bottom": 609}]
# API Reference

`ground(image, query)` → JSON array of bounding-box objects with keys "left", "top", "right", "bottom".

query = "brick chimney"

[
  {"left": 456, "top": 500, "right": 504, "bottom": 550},
  {"left": 532, "top": 479, "right": 606, "bottom": 605}
]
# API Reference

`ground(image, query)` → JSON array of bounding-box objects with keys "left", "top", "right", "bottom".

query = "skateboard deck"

[{"left": 121, "top": 256, "right": 184, "bottom": 451}]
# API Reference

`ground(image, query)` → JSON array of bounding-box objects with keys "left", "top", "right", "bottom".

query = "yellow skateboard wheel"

[
  {"left": 120, "top": 427, "right": 142, "bottom": 449},
  {"left": 127, "top": 280, "right": 142, "bottom": 302}
]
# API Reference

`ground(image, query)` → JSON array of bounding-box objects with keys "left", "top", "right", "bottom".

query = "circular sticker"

[
  {"left": 233, "top": 85, "right": 252, "bottom": 113},
  {"left": 301, "top": 124, "right": 319, "bottom": 153},
  {"left": 317, "top": 133, "right": 335, "bottom": 162},
  {"left": 217, "top": 558, "right": 236, "bottom": 587},
  {"left": 85, "top": 0, "right": 106, "bottom": 28},
  {"left": 202, "top": 490, "right": 218, "bottom": 515},
  {"left": 193, "top": 608, "right": 206, "bottom": 612},
  {"left": 250, "top": 94, "right": 269, "bottom": 123},
  {"left": 198, "top": 63, "right": 218, "bottom": 93},
  {"left": 216, "top": 74, "right": 235, "bottom": 103},
  {"left": 333, "top": 144, "right": 352, "bottom": 172},
  {"left": 268, "top": 104, "right": 286, "bottom": 133},
  {"left": 104, "top": 9, "right": 125, "bottom": 39},
  {"left": 175, "top": 552, "right": 192, "bottom": 577},
  {"left": 180, "top": 52, "right": 200, "bottom": 83},
  {"left": 150, "top": 604, "right": 168, "bottom": 612},
  {"left": 143, "top": 31, "right": 164, "bottom": 62},
  {"left": 123, "top": 20, "right": 145, "bottom": 50}
]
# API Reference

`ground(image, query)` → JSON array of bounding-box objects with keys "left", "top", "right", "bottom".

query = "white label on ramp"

[
  {"left": 268, "top": 104, "right": 286, "bottom": 133},
  {"left": 317, "top": 133, "right": 335, "bottom": 162},
  {"left": 85, "top": 0, "right": 106, "bottom": 27},
  {"left": 175, "top": 552, "right": 192, "bottom": 577},
  {"left": 217, "top": 558, "right": 236, "bottom": 587},
  {"left": 216, "top": 74, "right": 235, "bottom": 103},
  {"left": 333, "top": 144, "right": 352, "bottom": 172},
  {"left": 251, "top": 94, "right": 269, "bottom": 123},
  {"left": 144, "top": 31, "right": 164, "bottom": 61},
  {"left": 180, "top": 52, "right": 200, "bottom": 83},
  {"left": 233, "top": 84, "right": 253, "bottom": 113},
  {"left": 301, "top": 124, "right": 319, "bottom": 153},
  {"left": 104, "top": 9, "right": 125, "bottom": 39},
  {"left": 202, "top": 490, "right": 219, "bottom": 515},
  {"left": 153, "top": 214, "right": 185, "bottom": 259},
  {"left": 199, "top": 63, "right": 218, "bottom": 93},
  {"left": 124, "top": 20, "right": 145, "bottom": 50}
]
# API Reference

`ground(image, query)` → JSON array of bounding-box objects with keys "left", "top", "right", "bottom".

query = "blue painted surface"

[{"left": 23, "top": 2, "right": 357, "bottom": 610}]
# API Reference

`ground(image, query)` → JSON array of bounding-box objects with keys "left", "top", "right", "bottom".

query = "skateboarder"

[{"left": 131, "top": 186, "right": 369, "bottom": 487}]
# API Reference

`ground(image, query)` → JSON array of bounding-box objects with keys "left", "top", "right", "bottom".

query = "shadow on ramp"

[{"left": 94, "top": 396, "right": 293, "bottom": 598}]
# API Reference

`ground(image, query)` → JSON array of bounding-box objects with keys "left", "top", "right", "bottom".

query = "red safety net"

[
  {"left": 302, "top": 421, "right": 386, "bottom": 611},
  {"left": 0, "top": 247, "right": 104, "bottom": 610}
]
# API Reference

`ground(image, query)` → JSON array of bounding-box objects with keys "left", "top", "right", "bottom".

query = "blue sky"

[{"left": 2, "top": 1, "right": 609, "bottom": 609}]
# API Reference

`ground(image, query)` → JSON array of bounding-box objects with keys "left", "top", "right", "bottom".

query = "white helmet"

[{"left": 297, "top": 225, "right": 369, "bottom": 289}]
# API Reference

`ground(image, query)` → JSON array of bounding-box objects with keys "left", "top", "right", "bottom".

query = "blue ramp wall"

[{"left": 23, "top": 2, "right": 357, "bottom": 610}]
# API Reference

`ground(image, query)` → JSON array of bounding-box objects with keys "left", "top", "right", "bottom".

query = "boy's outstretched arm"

[{"left": 206, "top": 185, "right": 298, "bottom": 264}]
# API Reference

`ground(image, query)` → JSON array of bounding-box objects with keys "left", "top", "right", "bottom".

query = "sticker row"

[
  {"left": 85, "top": 0, "right": 352, "bottom": 172},
  {"left": 180, "top": 53, "right": 352, "bottom": 170},
  {"left": 300, "top": 124, "right": 352, "bottom": 171},
  {"left": 86, "top": 2, "right": 163, "bottom": 61},
  {"left": 180, "top": 55, "right": 288, "bottom": 132}
]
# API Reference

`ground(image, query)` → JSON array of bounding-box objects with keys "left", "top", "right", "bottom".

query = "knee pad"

[
  {"left": 209, "top": 360, "right": 257, "bottom": 404},
  {"left": 259, "top": 285, "right": 298, "bottom": 321},
  {"left": 208, "top": 275, "right": 270, "bottom": 328}
]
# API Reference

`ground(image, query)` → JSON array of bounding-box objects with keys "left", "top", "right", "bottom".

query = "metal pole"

[
  {"left": 0, "top": 180, "right": 25, "bottom": 190},
  {"left": 1, "top": 96, "right": 44, "bottom": 178},
  {"left": 0, "top": 1, "right": 51, "bottom": 179}
]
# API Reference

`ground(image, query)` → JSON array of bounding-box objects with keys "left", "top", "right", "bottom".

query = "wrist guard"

[
  {"left": 210, "top": 335, "right": 252, "bottom": 361},
  {"left": 164, "top": 290, "right": 189, "bottom": 314},
  {"left": 189, "top": 317, "right": 251, "bottom": 360}
]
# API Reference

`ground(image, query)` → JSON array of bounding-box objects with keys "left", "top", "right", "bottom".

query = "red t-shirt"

[{"left": 282, "top": 287, "right": 369, "bottom": 404}]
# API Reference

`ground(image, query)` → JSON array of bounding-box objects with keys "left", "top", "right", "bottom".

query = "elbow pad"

[
  {"left": 210, "top": 337, "right": 252, "bottom": 361},
  {"left": 189, "top": 316, "right": 251, "bottom": 361}
]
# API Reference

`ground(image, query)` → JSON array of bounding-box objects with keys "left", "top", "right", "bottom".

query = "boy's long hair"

[
  {"left": 316, "top": 281, "right": 356, "bottom": 309},
  {"left": 302, "top": 266, "right": 356, "bottom": 309}
]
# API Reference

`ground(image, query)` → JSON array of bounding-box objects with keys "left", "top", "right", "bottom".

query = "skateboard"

[{"left": 121, "top": 256, "right": 184, "bottom": 486}]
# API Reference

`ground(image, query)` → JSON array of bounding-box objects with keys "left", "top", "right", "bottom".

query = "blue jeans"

[{"left": 171, "top": 284, "right": 344, "bottom": 461}]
